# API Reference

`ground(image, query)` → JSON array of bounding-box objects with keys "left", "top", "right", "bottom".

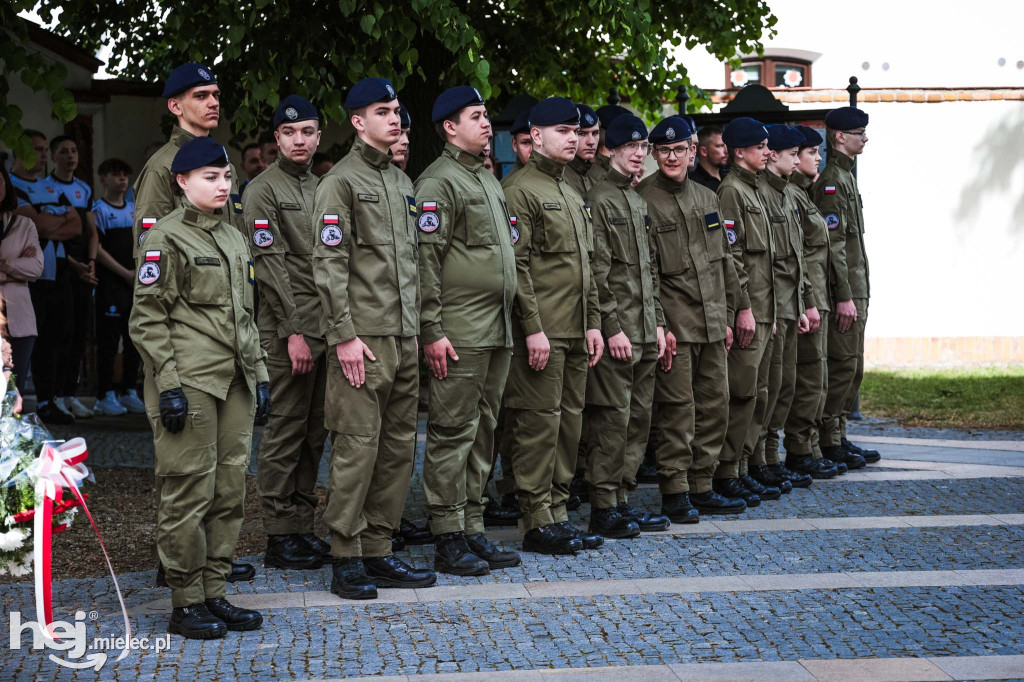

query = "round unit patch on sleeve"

[
  {"left": 726, "top": 227, "right": 737, "bottom": 245},
  {"left": 825, "top": 213, "right": 840, "bottom": 230},
  {"left": 138, "top": 261, "right": 161, "bottom": 285},
  {"left": 509, "top": 216, "right": 519, "bottom": 244},
  {"left": 320, "top": 224, "right": 343, "bottom": 246},
  {"left": 418, "top": 211, "right": 440, "bottom": 233},
  {"left": 252, "top": 225, "right": 274, "bottom": 248}
]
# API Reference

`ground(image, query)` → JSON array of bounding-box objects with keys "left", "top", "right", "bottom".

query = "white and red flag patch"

[
  {"left": 144, "top": 250, "right": 161, "bottom": 262},
  {"left": 422, "top": 201, "right": 437, "bottom": 212},
  {"left": 141, "top": 218, "right": 156, "bottom": 229},
  {"left": 824, "top": 186, "right": 836, "bottom": 194}
]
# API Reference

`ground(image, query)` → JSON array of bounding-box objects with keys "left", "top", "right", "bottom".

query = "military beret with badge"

[
  {"left": 722, "top": 116, "right": 769, "bottom": 148},
  {"left": 431, "top": 85, "right": 485, "bottom": 122},
  {"left": 795, "top": 124, "right": 824, "bottom": 148},
  {"left": 577, "top": 104, "right": 600, "bottom": 130},
  {"left": 274, "top": 94, "right": 319, "bottom": 129},
  {"left": 648, "top": 116, "right": 693, "bottom": 146},
  {"left": 162, "top": 62, "right": 217, "bottom": 98},
  {"left": 766, "top": 124, "right": 806, "bottom": 151},
  {"left": 510, "top": 109, "right": 532, "bottom": 136},
  {"left": 824, "top": 106, "right": 869, "bottom": 131},
  {"left": 604, "top": 114, "right": 648, "bottom": 149},
  {"left": 344, "top": 77, "right": 398, "bottom": 110},
  {"left": 530, "top": 97, "right": 580, "bottom": 127},
  {"left": 170, "top": 136, "right": 230, "bottom": 174}
]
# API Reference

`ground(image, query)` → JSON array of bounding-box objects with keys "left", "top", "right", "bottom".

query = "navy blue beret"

[
  {"left": 577, "top": 105, "right": 599, "bottom": 129},
  {"left": 605, "top": 114, "right": 648, "bottom": 149},
  {"left": 510, "top": 109, "right": 532, "bottom": 136},
  {"left": 273, "top": 95, "right": 319, "bottom": 129},
  {"left": 766, "top": 124, "right": 805, "bottom": 151},
  {"left": 530, "top": 97, "right": 580, "bottom": 127},
  {"left": 686, "top": 117, "right": 697, "bottom": 136},
  {"left": 170, "top": 136, "right": 230, "bottom": 174},
  {"left": 795, "top": 124, "right": 823, "bottom": 148},
  {"left": 722, "top": 117, "right": 769, "bottom": 148},
  {"left": 824, "top": 106, "right": 869, "bottom": 131},
  {"left": 344, "top": 77, "right": 397, "bottom": 110},
  {"left": 648, "top": 116, "right": 693, "bottom": 146},
  {"left": 162, "top": 62, "right": 217, "bottom": 98},
  {"left": 596, "top": 104, "right": 630, "bottom": 129},
  {"left": 399, "top": 104, "right": 411, "bottom": 129},
  {"left": 432, "top": 85, "right": 485, "bottom": 123}
]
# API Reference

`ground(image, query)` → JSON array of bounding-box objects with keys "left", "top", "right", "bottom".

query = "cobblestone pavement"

[{"left": 2, "top": 417, "right": 1023, "bottom": 681}]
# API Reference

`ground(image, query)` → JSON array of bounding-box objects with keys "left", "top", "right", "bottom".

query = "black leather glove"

[
  {"left": 255, "top": 381, "right": 271, "bottom": 426},
  {"left": 159, "top": 387, "right": 188, "bottom": 434}
]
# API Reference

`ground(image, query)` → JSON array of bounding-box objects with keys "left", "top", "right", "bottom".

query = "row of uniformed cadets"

[{"left": 127, "top": 62, "right": 877, "bottom": 640}]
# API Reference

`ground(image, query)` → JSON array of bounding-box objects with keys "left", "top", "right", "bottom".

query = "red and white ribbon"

[{"left": 31, "top": 438, "right": 132, "bottom": 661}]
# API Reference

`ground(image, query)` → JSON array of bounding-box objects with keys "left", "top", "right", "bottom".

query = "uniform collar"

[
  {"left": 604, "top": 166, "right": 632, "bottom": 189},
  {"left": 528, "top": 151, "right": 566, "bottom": 180},
  {"left": 790, "top": 171, "right": 813, "bottom": 190},
  {"left": 170, "top": 125, "right": 198, "bottom": 147},
  {"left": 763, "top": 170, "right": 789, "bottom": 194},
  {"left": 569, "top": 156, "right": 592, "bottom": 176},
  {"left": 730, "top": 164, "right": 760, "bottom": 188},
  {"left": 444, "top": 141, "right": 484, "bottom": 171},
  {"left": 180, "top": 197, "right": 222, "bottom": 232},
  {"left": 352, "top": 137, "right": 394, "bottom": 170},
  {"left": 277, "top": 155, "right": 312, "bottom": 178},
  {"left": 831, "top": 150, "right": 856, "bottom": 171},
  {"left": 654, "top": 169, "right": 688, "bottom": 194},
  {"left": 596, "top": 154, "right": 611, "bottom": 171}
]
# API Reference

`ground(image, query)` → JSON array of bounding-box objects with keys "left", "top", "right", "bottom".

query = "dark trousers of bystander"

[{"left": 28, "top": 265, "right": 73, "bottom": 405}]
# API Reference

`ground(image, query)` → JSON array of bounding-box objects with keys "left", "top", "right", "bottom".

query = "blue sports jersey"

[
  {"left": 92, "top": 197, "right": 135, "bottom": 270},
  {"left": 48, "top": 173, "right": 92, "bottom": 209},
  {"left": 10, "top": 174, "right": 70, "bottom": 281}
]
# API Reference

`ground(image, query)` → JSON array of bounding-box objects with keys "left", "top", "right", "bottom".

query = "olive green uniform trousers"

[
  {"left": 654, "top": 339, "right": 729, "bottom": 494},
  {"left": 257, "top": 335, "right": 328, "bottom": 535},
  {"left": 504, "top": 337, "right": 588, "bottom": 531},
  {"left": 718, "top": 322, "right": 774, "bottom": 479},
  {"left": 584, "top": 342, "right": 657, "bottom": 509},
  {"left": 761, "top": 318, "right": 799, "bottom": 466},
  {"left": 423, "top": 347, "right": 511, "bottom": 535},
  {"left": 822, "top": 300, "right": 867, "bottom": 447},
  {"left": 323, "top": 335, "right": 419, "bottom": 558},
  {"left": 146, "top": 369, "right": 254, "bottom": 608},
  {"left": 784, "top": 317, "right": 829, "bottom": 458}
]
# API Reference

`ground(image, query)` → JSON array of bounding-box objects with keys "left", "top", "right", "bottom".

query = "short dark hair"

[
  {"left": 697, "top": 125, "right": 722, "bottom": 148},
  {"left": 98, "top": 157, "right": 133, "bottom": 176},
  {"left": 49, "top": 135, "right": 76, "bottom": 154},
  {"left": 242, "top": 142, "right": 260, "bottom": 158},
  {"left": 0, "top": 165, "right": 18, "bottom": 213},
  {"left": 258, "top": 131, "right": 276, "bottom": 148},
  {"left": 23, "top": 129, "right": 46, "bottom": 142},
  {"left": 433, "top": 110, "right": 463, "bottom": 141}
]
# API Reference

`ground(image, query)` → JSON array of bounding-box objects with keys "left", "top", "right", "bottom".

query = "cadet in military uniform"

[
  {"left": 135, "top": 62, "right": 254, "bottom": 586},
  {"left": 583, "top": 114, "right": 669, "bottom": 538},
  {"left": 391, "top": 104, "right": 412, "bottom": 172},
  {"left": 416, "top": 86, "right": 521, "bottom": 576},
  {"left": 504, "top": 109, "right": 533, "bottom": 178},
  {"left": 133, "top": 63, "right": 246, "bottom": 258},
  {"left": 563, "top": 105, "right": 600, "bottom": 197},
  {"left": 588, "top": 104, "right": 629, "bottom": 187},
  {"left": 639, "top": 116, "right": 748, "bottom": 521},
  {"left": 502, "top": 97, "right": 605, "bottom": 555},
  {"left": 243, "top": 95, "right": 330, "bottom": 570},
  {"left": 783, "top": 126, "right": 840, "bottom": 479},
  {"left": 752, "top": 125, "right": 814, "bottom": 493},
  {"left": 713, "top": 117, "right": 774, "bottom": 509},
  {"left": 813, "top": 106, "right": 880, "bottom": 468},
  {"left": 313, "top": 78, "right": 436, "bottom": 600},
  {"left": 129, "top": 136, "right": 271, "bottom": 639}
]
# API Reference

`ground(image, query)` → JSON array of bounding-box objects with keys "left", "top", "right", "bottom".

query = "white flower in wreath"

[
  {"left": 0, "top": 527, "right": 26, "bottom": 551},
  {"left": 730, "top": 69, "right": 749, "bottom": 87},
  {"left": 783, "top": 69, "right": 803, "bottom": 87}
]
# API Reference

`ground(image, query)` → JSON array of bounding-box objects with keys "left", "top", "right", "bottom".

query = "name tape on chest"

[
  {"left": 321, "top": 214, "right": 343, "bottom": 246},
  {"left": 825, "top": 213, "right": 840, "bottom": 230},
  {"left": 252, "top": 219, "right": 274, "bottom": 247},
  {"left": 279, "top": 202, "right": 300, "bottom": 211}
]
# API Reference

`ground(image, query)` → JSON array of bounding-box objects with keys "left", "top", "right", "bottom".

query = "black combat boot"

[
  {"left": 297, "top": 533, "right": 332, "bottom": 559},
  {"left": 523, "top": 523, "right": 582, "bottom": 555},
  {"left": 690, "top": 489, "right": 747, "bottom": 515},
  {"left": 842, "top": 438, "right": 881, "bottom": 464},
  {"left": 786, "top": 454, "right": 837, "bottom": 480},
  {"left": 364, "top": 555, "right": 437, "bottom": 588},
  {"left": 167, "top": 603, "right": 227, "bottom": 639},
  {"left": 204, "top": 597, "right": 263, "bottom": 631},
  {"left": 588, "top": 507, "right": 640, "bottom": 538},
  {"left": 483, "top": 494, "right": 523, "bottom": 527},
  {"left": 466, "top": 533, "right": 522, "bottom": 569},
  {"left": 741, "top": 473, "right": 781, "bottom": 500},
  {"left": 823, "top": 445, "right": 864, "bottom": 470},
  {"left": 433, "top": 532, "right": 490, "bottom": 576},
  {"left": 331, "top": 558, "right": 377, "bottom": 600},
  {"left": 616, "top": 503, "right": 671, "bottom": 532},
  {"left": 399, "top": 518, "right": 434, "bottom": 545},
  {"left": 661, "top": 492, "right": 700, "bottom": 524},
  {"left": 767, "top": 462, "right": 812, "bottom": 488},
  {"left": 227, "top": 562, "right": 256, "bottom": 582},
  {"left": 750, "top": 464, "right": 792, "bottom": 494},
  {"left": 264, "top": 534, "right": 321, "bottom": 570},
  {"left": 556, "top": 521, "right": 604, "bottom": 549},
  {"left": 713, "top": 477, "right": 760, "bottom": 508}
]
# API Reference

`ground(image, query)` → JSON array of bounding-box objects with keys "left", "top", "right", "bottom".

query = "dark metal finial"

[
  {"left": 608, "top": 88, "right": 621, "bottom": 106},
  {"left": 847, "top": 76, "right": 861, "bottom": 107},
  {"left": 676, "top": 85, "right": 690, "bottom": 115}
]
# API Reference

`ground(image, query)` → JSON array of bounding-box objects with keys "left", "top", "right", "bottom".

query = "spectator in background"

[
  {"left": 0, "top": 165, "right": 44, "bottom": 398},
  {"left": 48, "top": 135, "right": 98, "bottom": 420},
  {"left": 690, "top": 125, "right": 729, "bottom": 192},
  {"left": 90, "top": 158, "right": 144, "bottom": 416},
  {"left": 8, "top": 129, "right": 82, "bottom": 425},
  {"left": 259, "top": 131, "right": 279, "bottom": 166},
  {"left": 311, "top": 152, "right": 334, "bottom": 178},
  {"left": 239, "top": 142, "right": 266, "bottom": 195}
]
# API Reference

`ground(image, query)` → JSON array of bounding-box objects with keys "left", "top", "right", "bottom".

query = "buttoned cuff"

[
  {"left": 420, "top": 321, "right": 445, "bottom": 345},
  {"left": 325, "top": 320, "right": 357, "bottom": 346},
  {"left": 521, "top": 314, "right": 544, "bottom": 336},
  {"left": 155, "top": 367, "right": 182, "bottom": 394}
]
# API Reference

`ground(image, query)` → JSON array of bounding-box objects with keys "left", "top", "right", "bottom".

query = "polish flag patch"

[
  {"left": 422, "top": 201, "right": 437, "bottom": 212},
  {"left": 144, "top": 250, "right": 161, "bottom": 262},
  {"left": 723, "top": 219, "right": 735, "bottom": 228},
  {"left": 509, "top": 216, "right": 517, "bottom": 226},
  {"left": 323, "top": 214, "right": 339, "bottom": 224},
  {"left": 142, "top": 218, "right": 156, "bottom": 229},
  {"left": 824, "top": 186, "right": 836, "bottom": 194},
  {"left": 254, "top": 219, "right": 269, "bottom": 228}
]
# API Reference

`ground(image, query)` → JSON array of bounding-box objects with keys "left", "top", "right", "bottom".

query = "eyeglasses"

[
  {"left": 842, "top": 130, "right": 867, "bottom": 138},
  {"left": 654, "top": 145, "right": 690, "bottom": 158},
  {"left": 622, "top": 142, "right": 650, "bottom": 153}
]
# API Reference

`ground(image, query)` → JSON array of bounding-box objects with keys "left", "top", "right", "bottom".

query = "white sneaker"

[
  {"left": 62, "top": 396, "right": 94, "bottom": 419},
  {"left": 118, "top": 389, "right": 146, "bottom": 415},
  {"left": 94, "top": 391, "right": 128, "bottom": 416},
  {"left": 54, "top": 397, "right": 74, "bottom": 416}
]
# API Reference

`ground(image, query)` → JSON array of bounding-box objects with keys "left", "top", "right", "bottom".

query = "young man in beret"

[
  {"left": 813, "top": 106, "right": 880, "bottom": 468},
  {"left": 313, "top": 78, "right": 436, "bottom": 599},
  {"left": 583, "top": 114, "right": 669, "bottom": 538},
  {"left": 753, "top": 125, "right": 815, "bottom": 493},
  {"left": 243, "top": 95, "right": 330, "bottom": 571},
  {"left": 390, "top": 104, "right": 412, "bottom": 172},
  {"left": 713, "top": 116, "right": 776, "bottom": 509},
  {"left": 133, "top": 62, "right": 254, "bottom": 586},
  {"left": 639, "top": 116, "right": 748, "bottom": 521},
  {"left": 783, "top": 126, "right": 840, "bottom": 479},
  {"left": 502, "top": 97, "right": 605, "bottom": 555},
  {"left": 133, "top": 63, "right": 246, "bottom": 258},
  {"left": 416, "top": 85, "right": 521, "bottom": 576},
  {"left": 503, "top": 109, "right": 534, "bottom": 179},
  {"left": 588, "top": 104, "right": 630, "bottom": 187},
  {"left": 563, "top": 104, "right": 601, "bottom": 197}
]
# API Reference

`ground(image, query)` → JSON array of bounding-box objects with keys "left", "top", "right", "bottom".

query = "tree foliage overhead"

[{"left": 5, "top": 0, "right": 776, "bottom": 171}]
